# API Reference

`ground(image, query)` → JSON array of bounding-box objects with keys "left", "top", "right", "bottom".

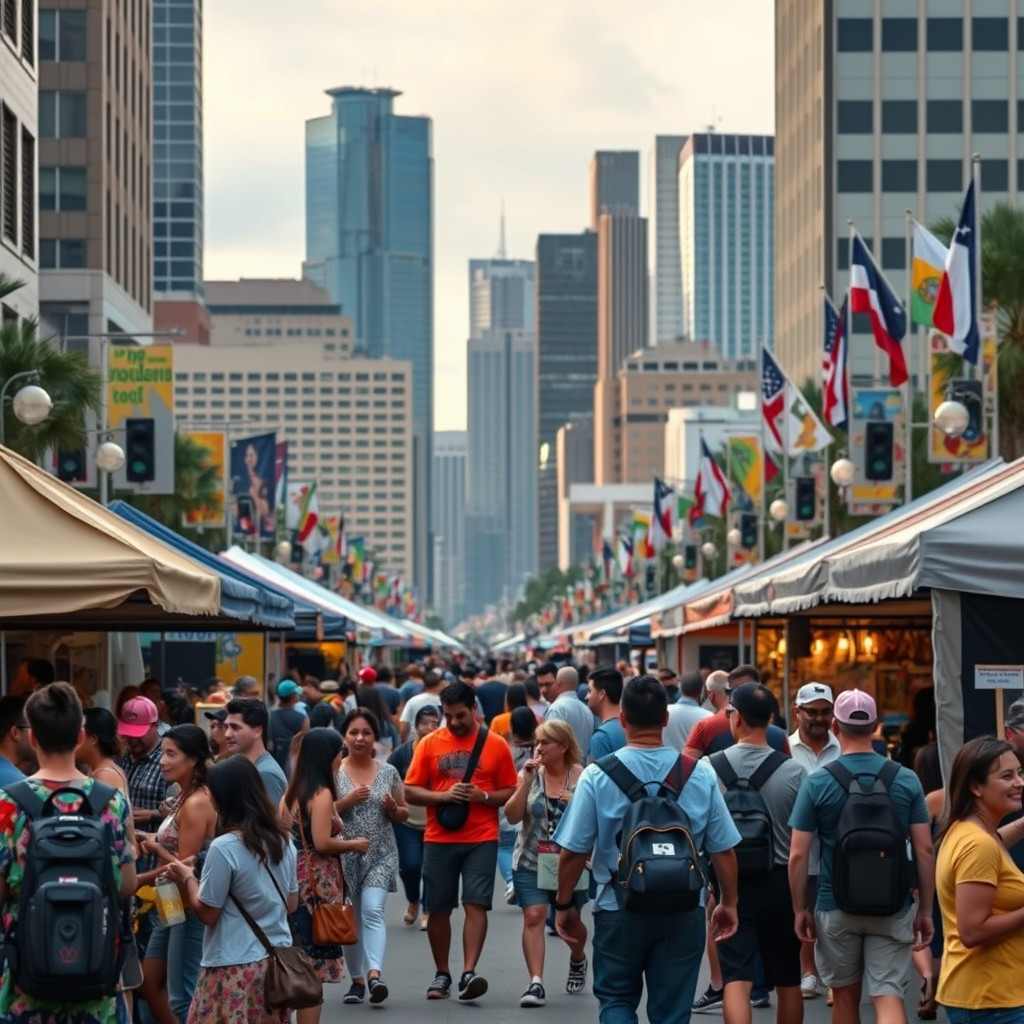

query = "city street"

[{"left": 321, "top": 878, "right": 936, "bottom": 1023}]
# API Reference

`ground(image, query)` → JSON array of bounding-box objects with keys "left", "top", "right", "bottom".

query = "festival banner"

[
  {"left": 229, "top": 432, "right": 277, "bottom": 539},
  {"left": 182, "top": 431, "right": 226, "bottom": 528},
  {"left": 727, "top": 435, "right": 764, "bottom": 509}
]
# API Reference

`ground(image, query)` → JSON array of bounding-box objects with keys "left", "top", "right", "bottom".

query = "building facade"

[
  {"left": 431, "top": 431, "right": 466, "bottom": 628},
  {"left": 589, "top": 150, "right": 639, "bottom": 229},
  {"left": 678, "top": 133, "right": 774, "bottom": 361},
  {"left": 649, "top": 135, "right": 688, "bottom": 345},
  {"left": 468, "top": 257, "right": 534, "bottom": 338},
  {"left": 776, "top": 4, "right": 1024, "bottom": 384}
]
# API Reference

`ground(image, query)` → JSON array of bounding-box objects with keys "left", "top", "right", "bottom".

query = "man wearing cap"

[
  {"left": 712, "top": 683, "right": 807, "bottom": 1024},
  {"left": 788, "top": 689, "right": 934, "bottom": 1024},
  {"left": 788, "top": 682, "right": 840, "bottom": 999},
  {"left": 399, "top": 669, "right": 445, "bottom": 742},
  {"left": 268, "top": 679, "right": 308, "bottom": 771}
]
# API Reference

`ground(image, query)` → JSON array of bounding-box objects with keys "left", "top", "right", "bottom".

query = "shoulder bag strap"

[
  {"left": 230, "top": 855, "right": 290, "bottom": 952},
  {"left": 462, "top": 727, "right": 489, "bottom": 784},
  {"left": 748, "top": 749, "right": 788, "bottom": 790},
  {"left": 296, "top": 804, "right": 348, "bottom": 904}
]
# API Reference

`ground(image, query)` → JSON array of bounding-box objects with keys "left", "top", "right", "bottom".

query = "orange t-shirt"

[
  {"left": 405, "top": 727, "right": 519, "bottom": 844},
  {"left": 489, "top": 712, "right": 512, "bottom": 739}
]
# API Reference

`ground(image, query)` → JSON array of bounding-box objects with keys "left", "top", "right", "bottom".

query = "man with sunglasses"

[
  {"left": 0, "top": 697, "right": 31, "bottom": 785},
  {"left": 788, "top": 683, "right": 840, "bottom": 1001}
]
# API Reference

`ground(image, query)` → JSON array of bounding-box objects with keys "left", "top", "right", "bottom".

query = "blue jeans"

[
  {"left": 393, "top": 822, "right": 426, "bottom": 908},
  {"left": 347, "top": 886, "right": 389, "bottom": 978},
  {"left": 944, "top": 1009, "right": 1024, "bottom": 1024},
  {"left": 497, "top": 829, "right": 516, "bottom": 885},
  {"left": 143, "top": 912, "right": 205, "bottom": 1020},
  {"left": 592, "top": 906, "right": 705, "bottom": 1024}
]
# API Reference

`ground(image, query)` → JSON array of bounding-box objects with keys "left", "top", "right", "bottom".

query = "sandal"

[
  {"left": 917, "top": 977, "right": 937, "bottom": 1021},
  {"left": 403, "top": 902, "right": 419, "bottom": 926}
]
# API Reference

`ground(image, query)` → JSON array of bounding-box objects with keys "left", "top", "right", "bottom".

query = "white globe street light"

[
  {"left": 933, "top": 399, "right": 970, "bottom": 438},
  {"left": 830, "top": 457, "right": 856, "bottom": 487},
  {"left": 726, "top": 527, "right": 742, "bottom": 547},
  {"left": 769, "top": 498, "right": 789, "bottom": 522},
  {"left": 701, "top": 541, "right": 717, "bottom": 561},
  {"left": 11, "top": 384, "right": 52, "bottom": 426},
  {"left": 671, "top": 552, "right": 684, "bottom": 569},
  {"left": 275, "top": 540, "right": 292, "bottom": 564},
  {"left": 95, "top": 441, "right": 125, "bottom": 473}
]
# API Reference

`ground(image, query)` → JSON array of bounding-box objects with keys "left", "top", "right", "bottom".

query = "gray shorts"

[
  {"left": 422, "top": 840, "right": 498, "bottom": 914},
  {"left": 814, "top": 904, "right": 915, "bottom": 998}
]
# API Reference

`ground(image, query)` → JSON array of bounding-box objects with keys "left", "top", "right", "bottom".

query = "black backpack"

[
  {"left": 826, "top": 760, "right": 915, "bottom": 916},
  {"left": 5, "top": 780, "right": 126, "bottom": 1003},
  {"left": 598, "top": 753, "right": 707, "bottom": 913},
  {"left": 710, "top": 749, "right": 786, "bottom": 878}
]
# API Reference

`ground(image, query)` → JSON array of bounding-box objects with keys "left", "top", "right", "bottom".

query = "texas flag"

[
  {"left": 933, "top": 179, "right": 979, "bottom": 365},
  {"left": 694, "top": 439, "right": 730, "bottom": 519},
  {"left": 849, "top": 232, "right": 908, "bottom": 387}
]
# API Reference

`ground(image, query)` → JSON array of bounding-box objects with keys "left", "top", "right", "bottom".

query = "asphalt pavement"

[{"left": 320, "top": 876, "right": 944, "bottom": 1022}]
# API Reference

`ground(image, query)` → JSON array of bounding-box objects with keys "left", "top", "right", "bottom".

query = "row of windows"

[
  {"left": 241, "top": 327, "right": 343, "bottom": 338},
  {"left": 837, "top": 158, "right": 1010, "bottom": 193},
  {"left": 2, "top": 0, "right": 34, "bottom": 66},
  {"left": 839, "top": 99, "right": 1018, "bottom": 136},
  {"left": 1, "top": 107, "right": 33, "bottom": 260},
  {"left": 837, "top": 16, "right": 1009, "bottom": 52},
  {"left": 179, "top": 372, "right": 406, "bottom": 383}
]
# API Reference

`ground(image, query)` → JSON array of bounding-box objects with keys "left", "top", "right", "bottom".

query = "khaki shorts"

[{"left": 814, "top": 904, "right": 915, "bottom": 998}]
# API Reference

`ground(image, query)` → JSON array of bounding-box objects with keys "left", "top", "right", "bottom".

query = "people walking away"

[
  {"left": 388, "top": 706, "right": 441, "bottom": 929},
  {"left": 711, "top": 683, "right": 807, "bottom": 1024},
  {"left": 268, "top": 680, "right": 308, "bottom": 771},
  {"left": 474, "top": 660, "right": 509, "bottom": 724},
  {"left": 335, "top": 708, "right": 408, "bottom": 1004},
  {"left": 587, "top": 667, "right": 626, "bottom": 760},
  {"left": 685, "top": 667, "right": 790, "bottom": 759},
  {"left": 505, "top": 720, "right": 589, "bottom": 1008},
  {"left": 404, "top": 681, "right": 519, "bottom": 1002},
  {"left": 0, "top": 681, "right": 136, "bottom": 1024},
  {"left": 366, "top": 665, "right": 402, "bottom": 716},
  {"left": 223, "top": 698, "right": 288, "bottom": 806},
  {"left": 164, "top": 755, "right": 299, "bottom": 1024},
  {"left": 552, "top": 674, "right": 741, "bottom": 1024},
  {"left": 788, "top": 689, "right": 934, "bottom": 1024},
  {"left": 283, "top": 729, "right": 372, "bottom": 1023},
  {"left": 543, "top": 665, "right": 595, "bottom": 756},
  {"left": 657, "top": 668, "right": 681, "bottom": 704},
  {"left": 0, "top": 696, "right": 31, "bottom": 784}
]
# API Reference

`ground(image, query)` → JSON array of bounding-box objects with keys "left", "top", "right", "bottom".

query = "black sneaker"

[
  {"left": 458, "top": 971, "right": 488, "bottom": 1002},
  {"left": 426, "top": 971, "right": 452, "bottom": 1000},
  {"left": 520, "top": 982, "right": 546, "bottom": 1008},
  {"left": 368, "top": 977, "right": 389, "bottom": 1004},
  {"left": 566, "top": 958, "right": 587, "bottom": 994},
  {"left": 344, "top": 982, "right": 366, "bottom": 1004},
  {"left": 692, "top": 985, "right": 723, "bottom": 1012}
]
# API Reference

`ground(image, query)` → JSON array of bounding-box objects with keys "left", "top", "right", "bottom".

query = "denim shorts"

[
  {"left": 512, "top": 866, "right": 587, "bottom": 909},
  {"left": 943, "top": 1009, "right": 1024, "bottom": 1024}
]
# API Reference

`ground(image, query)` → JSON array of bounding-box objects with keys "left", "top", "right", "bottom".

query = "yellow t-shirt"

[{"left": 936, "top": 818, "right": 1024, "bottom": 1009}]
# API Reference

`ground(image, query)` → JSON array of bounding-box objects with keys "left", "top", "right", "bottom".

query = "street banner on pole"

[
  {"left": 229, "top": 432, "right": 277, "bottom": 539},
  {"left": 848, "top": 387, "right": 906, "bottom": 514},
  {"left": 182, "top": 431, "right": 226, "bottom": 528}
]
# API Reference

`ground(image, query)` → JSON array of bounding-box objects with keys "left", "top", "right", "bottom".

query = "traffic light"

[
  {"left": 864, "top": 421, "right": 894, "bottom": 481},
  {"left": 683, "top": 542, "right": 698, "bottom": 570},
  {"left": 740, "top": 512, "right": 758, "bottom": 549},
  {"left": 794, "top": 477, "right": 816, "bottom": 522},
  {"left": 56, "top": 447, "right": 87, "bottom": 483},
  {"left": 644, "top": 563, "right": 656, "bottom": 594},
  {"left": 124, "top": 417, "right": 155, "bottom": 482}
]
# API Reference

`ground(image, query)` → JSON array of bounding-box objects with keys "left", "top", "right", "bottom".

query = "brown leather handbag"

[{"left": 297, "top": 811, "right": 359, "bottom": 946}]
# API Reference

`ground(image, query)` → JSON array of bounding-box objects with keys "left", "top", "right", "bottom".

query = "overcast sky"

[{"left": 204, "top": 0, "right": 774, "bottom": 431}]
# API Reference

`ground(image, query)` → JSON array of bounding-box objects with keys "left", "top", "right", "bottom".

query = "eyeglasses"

[{"left": 798, "top": 708, "right": 833, "bottom": 719}]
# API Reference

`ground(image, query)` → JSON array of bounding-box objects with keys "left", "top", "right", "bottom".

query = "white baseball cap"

[{"left": 795, "top": 682, "right": 834, "bottom": 706}]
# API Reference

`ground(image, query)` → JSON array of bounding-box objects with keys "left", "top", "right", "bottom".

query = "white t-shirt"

[{"left": 399, "top": 691, "right": 443, "bottom": 727}]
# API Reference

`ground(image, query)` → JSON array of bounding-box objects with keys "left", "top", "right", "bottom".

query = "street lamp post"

[{"left": 0, "top": 371, "right": 53, "bottom": 445}]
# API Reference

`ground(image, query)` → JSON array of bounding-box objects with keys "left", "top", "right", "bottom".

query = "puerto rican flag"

[
  {"left": 694, "top": 438, "right": 730, "bottom": 519},
  {"left": 933, "top": 179, "right": 979, "bottom": 364},
  {"left": 849, "top": 232, "right": 908, "bottom": 387},
  {"left": 823, "top": 294, "right": 849, "bottom": 432}
]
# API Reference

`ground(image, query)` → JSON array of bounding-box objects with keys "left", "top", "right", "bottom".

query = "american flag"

[
  {"left": 823, "top": 293, "right": 841, "bottom": 381},
  {"left": 761, "top": 346, "right": 786, "bottom": 454},
  {"left": 824, "top": 295, "right": 850, "bottom": 432}
]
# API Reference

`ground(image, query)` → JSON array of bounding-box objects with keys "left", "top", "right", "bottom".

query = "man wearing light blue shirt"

[
  {"left": 543, "top": 666, "right": 595, "bottom": 756},
  {"left": 553, "top": 675, "right": 741, "bottom": 1024}
]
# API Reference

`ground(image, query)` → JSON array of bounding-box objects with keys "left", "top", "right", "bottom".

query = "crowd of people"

[{"left": 1, "top": 653, "right": 1024, "bottom": 1024}]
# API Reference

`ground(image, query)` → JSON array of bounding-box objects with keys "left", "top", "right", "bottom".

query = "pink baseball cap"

[
  {"left": 117, "top": 696, "right": 159, "bottom": 737},
  {"left": 834, "top": 689, "right": 877, "bottom": 726}
]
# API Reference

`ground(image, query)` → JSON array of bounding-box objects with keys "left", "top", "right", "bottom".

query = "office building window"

[
  {"left": 838, "top": 100, "right": 873, "bottom": 133},
  {"left": 927, "top": 18, "right": 962, "bottom": 51},
  {"left": 837, "top": 18, "right": 872, "bottom": 51},
  {"left": 2, "top": 0, "right": 14, "bottom": 44},
  {"left": 882, "top": 160, "right": 917, "bottom": 192},
  {"left": 38, "top": 166, "right": 86, "bottom": 212},
  {"left": 882, "top": 100, "right": 917, "bottom": 133},
  {"left": 38, "top": 239, "right": 86, "bottom": 269},
  {"left": 837, "top": 160, "right": 873, "bottom": 192},
  {"left": 2, "top": 106, "right": 15, "bottom": 246},
  {"left": 926, "top": 99, "right": 962, "bottom": 133},
  {"left": 38, "top": 9, "right": 85, "bottom": 61},
  {"left": 927, "top": 159, "right": 963, "bottom": 191},
  {"left": 38, "top": 91, "right": 87, "bottom": 138},
  {"left": 882, "top": 18, "right": 917, "bottom": 51},
  {"left": 972, "top": 17, "right": 1007, "bottom": 50},
  {"left": 983, "top": 159, "right": 1008, "bottom": 192},
  {"left": 972, "top": 99, "right": 1008, "bottom": 133},
  {"left": 20, "top": 0, "right": 31, "bottom": 64},
  {"left": 881, "top": 238, "right": 906, "bottom": 269},
  {"left": 20, "top": 128, "right": 32, "bottom": 258}
]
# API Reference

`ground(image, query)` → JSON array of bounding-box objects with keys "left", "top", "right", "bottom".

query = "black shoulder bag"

[{"left": 435, "top": 727, "right": 489, "bottom": 831}]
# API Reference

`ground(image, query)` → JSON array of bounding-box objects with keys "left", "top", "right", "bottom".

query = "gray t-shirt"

[
  {"left": 255, "top": 751, "right": 288, "bottom": 808},
  {"left": 197, "top": 833, "right": 297, "bottom": 967},
  {"left": 711, "top": 742, "right": 806, "bottom": 868}
]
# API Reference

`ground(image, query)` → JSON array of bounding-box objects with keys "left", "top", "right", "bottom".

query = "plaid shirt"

[{"left": 119, "top": 742, "right": 168, "bottom": 873}]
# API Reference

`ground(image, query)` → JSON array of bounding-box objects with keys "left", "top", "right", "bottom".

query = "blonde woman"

[{"left": 505, "top": 719, "right": 588, "bottom": 1008}]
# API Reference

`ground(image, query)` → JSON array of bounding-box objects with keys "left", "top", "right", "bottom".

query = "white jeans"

[{"left": 348, "top": 886, "right": 389, "bottom": 978}]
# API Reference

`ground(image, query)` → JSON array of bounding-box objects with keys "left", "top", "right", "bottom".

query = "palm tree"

[
  {"left": 933, "top": 202, "right": 1024, "bottom": 461},
  {"left": 0, "top": 276, "right": 100, "bottom": 460}
]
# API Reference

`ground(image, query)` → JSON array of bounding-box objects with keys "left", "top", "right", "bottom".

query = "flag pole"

[
  {"left": 972, "top": 154, "right": 982, "bottom": 387},
  {"left": 820, "top": 284, "right": 832, "bottom": 539},
  {"left": 758, "top": 344, "right": 767, "bottom": 565},
  {"left": 847, "top": 219, "right": 856, "bottom": 519},
  {"left": 904, "top": 209, "right": 914, "bottom": 504}
]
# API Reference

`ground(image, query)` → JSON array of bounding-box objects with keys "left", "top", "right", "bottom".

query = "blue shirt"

[
  {"left": 554, "top": 746, "right": 741, "bottom": 912},
  {"left": 588, "top": 718, "right": 626, "bottom": 761},
  {"left": 788, "top": 751, "right": 929, "bottom": 912},
  {"left": 0, "top": 756, "right": 24, "bottom": 788}
]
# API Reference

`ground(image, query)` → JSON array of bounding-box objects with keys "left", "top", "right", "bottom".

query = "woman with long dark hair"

[
  {"left": 137, "top": 724, "right": 216, "bottom": 1024},
  {"left": 80, "top": 707, "right": 130, "bottom": 796},
  {"left": 281, "top": 729, "right": 370, "bottom": 1024},
  {"left": 166, "top": 755, "right": 298, "bottom": 1024},
  {"left": 353, "top": 686, "right": 399, "bottom": 761},
  {"left": 935, "top": 736, "right": 1024, "bottom": 1024}
]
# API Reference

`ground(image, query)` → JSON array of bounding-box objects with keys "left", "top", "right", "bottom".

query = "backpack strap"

[
  {"left": 710, "top": 751, "right": 739, "bottom": 787},
  {"left": 660, "top": 754, "right": 698, "bottom": 797},
  {"left": 824, "top": 760, "right": 857, "bottom": 792},
  {"left": 825, "top": 758, "right": 897, "bottom": 795},
  {"left": 876, "top": 759, "right": 901, "bottom": 791},
  {"left": 3, "top": 780, "right": 46, "bottom": 821},
  {"left": 597, "top": 754, "right": 647, "bottom": 802},
  {"left": 6, "top": 779, "right": 118, "bottom": 821},
  {"left": 748, "top": 750, "right": 788, "bottom": 790}
]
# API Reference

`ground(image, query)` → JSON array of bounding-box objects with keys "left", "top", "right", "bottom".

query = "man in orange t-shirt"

[{"left": 405, "top": 680, "right": 518, "bottom": 1003}]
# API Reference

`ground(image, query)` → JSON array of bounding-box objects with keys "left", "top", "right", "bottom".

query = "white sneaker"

[
  {"left": 801, "top": 974, "right": 820, "bottom": 999},
  {"left": 505, "top": 881, "right": 516, "bottom": 904}
]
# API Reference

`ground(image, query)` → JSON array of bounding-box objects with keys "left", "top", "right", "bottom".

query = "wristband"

[{"left": 553, "top": 898, "right": 574, "bottom": 911}]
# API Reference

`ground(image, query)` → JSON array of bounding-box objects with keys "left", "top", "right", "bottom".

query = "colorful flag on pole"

[
  {"left": 849, "top": 232, "right": 908, "bottom": 387},
  {"left": 695, "top": 438, "right": 730, "bottom": 518},
  {"left": 933, "top": 179, "right": 979, "bottom": 364},
  {"left": 617, "top": 533, "right": 634, "bottom": 577},
  {"left": 824, "top": 295, "right": 849, "bottom": 431},
  {"left": 761, "top": 347, "right": 786, "bottom": 456},
  {"left": 632, "top": 512, "right": 654, "bottom": 559},
  {"left": 823, "top": 292, "right": 841, "bottom": 382},
  {"left": 784, "top": 379, "right": 832, "bottom": 455},
  {"left": 651, "top": 477, "right": 676, "bottom": 551},
  {"left": 296, "top": 481, "right": 320, "bottom": 553},
  {"left": 347, "top": 537, "right": 365, "bottom": 583},
  {"left": 602, "top": 539, "right": 615, "bottom": 581},
  {"left": 910, "top": 220, "right": 948, "bottom": 328}
]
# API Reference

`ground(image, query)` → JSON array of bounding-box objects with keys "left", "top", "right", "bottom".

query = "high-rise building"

[
  {"left": 431, "top": 431, "right": 466, "bottom": 628},
  {"left": 776, "top": 6, "right": 1023, "bottom": 385},
  {"left": 589, "top": 151, "right": 640, "bottom": 229},
  {"left": 649, "top": 135, "right": 688, "bottom": 344},
  {"left": 678, "top": 133, "right": 774, "bottom": 362},
  {"left": 468, "top": 259, "right": 534, "bottom": 338},
  {"left": 303, "top": 86, "right": 433, "bottom": 591},
  {"left": 0, "top": 0, "right": 38, "bottom": 320},
  {"left": 38, "top": 0, "right": 153, "bottom": 354},
  {"left": 535, "top": 231, "right": 598, "bottom": 571}
]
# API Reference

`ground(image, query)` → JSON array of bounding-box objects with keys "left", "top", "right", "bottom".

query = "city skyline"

[{"left": 202, "top": 0, "right": 775, "bottom": 431}]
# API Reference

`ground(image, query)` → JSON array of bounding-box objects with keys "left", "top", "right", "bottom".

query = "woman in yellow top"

[{"left": 936, "top": 735, "right": 1024, "bottom": 1024}]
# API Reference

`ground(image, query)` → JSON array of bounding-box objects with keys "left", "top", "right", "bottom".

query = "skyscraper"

[
  {"left": 678, "top": 133, "right": 774, "bottom": 360},
  {"left": 535, "top": 231, "right": 598, "bottom": 571},
  {"left": 469, "top": 259, "right": 534, "bottom": 337},
  {"left": 776, "top": 6, "right": 1023, "bottom": 385},
  {"left": 303, "top": 86, "right": 433, "bottom": 590},
  {"left": 431, "top": 431, "right": 466, "bottom": 628},
  {"left": 650, "top": 135, "right": 688, "bottom": 344},
  {"left": 589, "top": 151, "right": 640, "bottom": 229}
]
